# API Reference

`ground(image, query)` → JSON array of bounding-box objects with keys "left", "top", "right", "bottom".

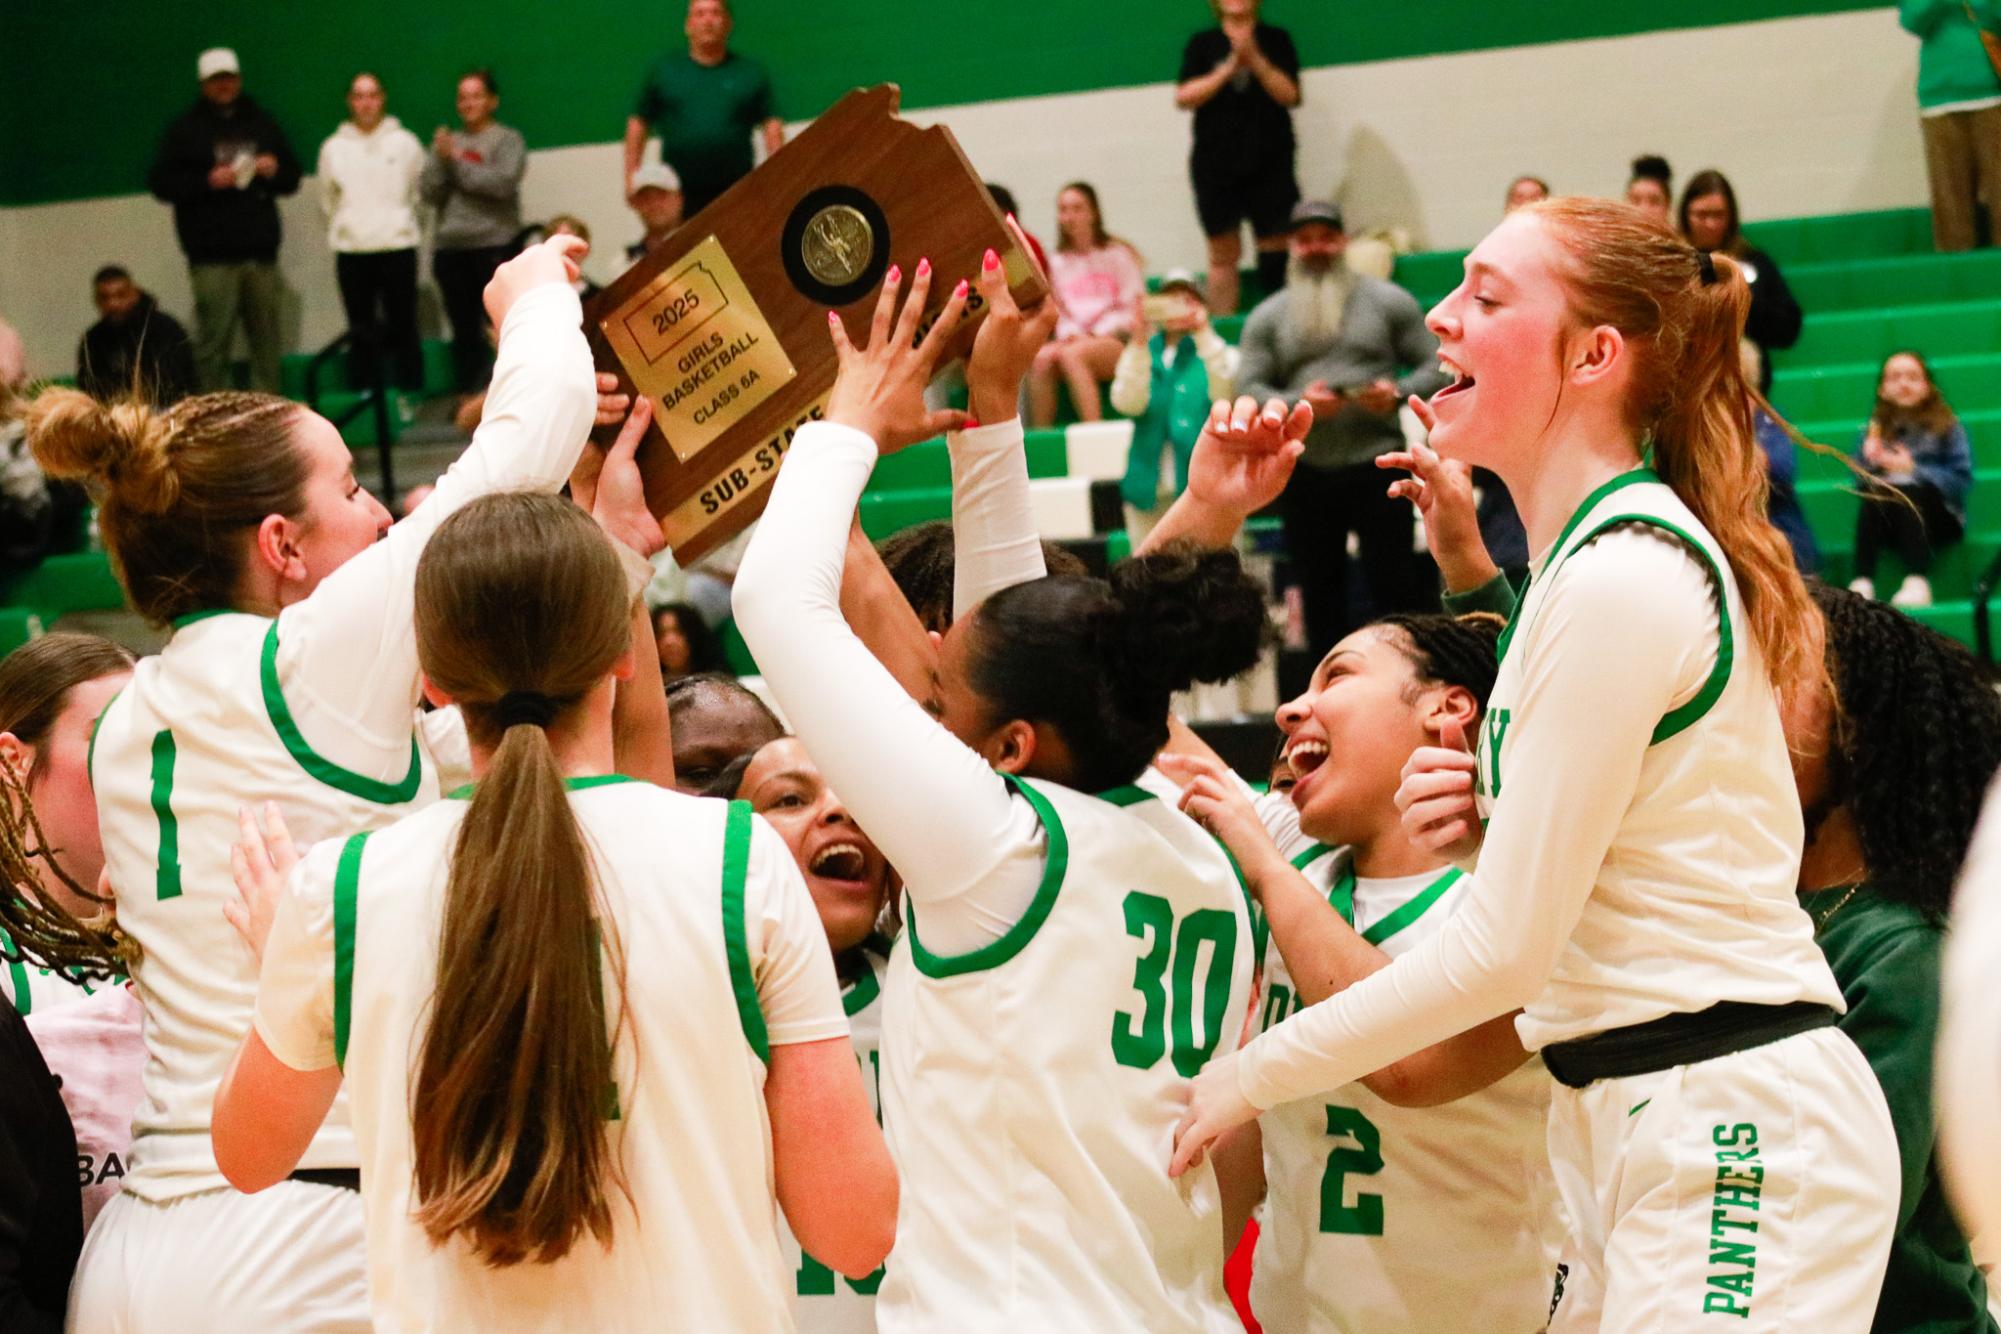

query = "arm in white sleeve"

[
  {"left": 1193, "top": 325, "right": 1240, "bottom": 400},
  {"left": 271, "top": 283, "right": 596, "bottom": 775},
  {"left": 1235, "top": 529, "right": 1718, "bottom": 1108},
  {"left": 734, "top": 423, "right": 1046, "bottom": 951},
  {"left": 1108, "top": 339, "right": 1152, "bottom": 418},
  {"left": 316, "top": 141, "right": 337, "bottom": 221},
  {"left": 949, "top": 416, "right": 1046, "bottom": 622}
]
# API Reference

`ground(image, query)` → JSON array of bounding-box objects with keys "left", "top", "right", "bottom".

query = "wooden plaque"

[{"left": 584, "top": 84, "right": 1047, "bottom": 564}]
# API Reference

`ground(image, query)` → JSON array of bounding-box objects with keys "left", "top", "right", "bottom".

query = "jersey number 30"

[{"left": 1111, "top": 891, "right": 1238, "bottom": 1076}]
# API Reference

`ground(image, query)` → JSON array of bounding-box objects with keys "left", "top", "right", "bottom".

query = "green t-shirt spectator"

[
  {"left": 1802, "top": 884, "right": 1997, "bottom": 1334},
  {"left": 632, "top": 52, "right": 775, "bottom": 214}
]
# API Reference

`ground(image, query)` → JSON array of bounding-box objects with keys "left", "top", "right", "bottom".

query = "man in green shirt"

[
  {"left": 623, "top": 0, "right": 783, "bottom": 218},
  {"left": 1901, "top": 0, "right": 2001, "bottom": 250}
]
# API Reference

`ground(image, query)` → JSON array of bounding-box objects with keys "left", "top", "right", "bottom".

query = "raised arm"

[
  {"left": 270, "top": 238, "right": 597, "bottom": 778},
  {"left": 1139, "top": 395, "right": 1309, "bottom": 553}
]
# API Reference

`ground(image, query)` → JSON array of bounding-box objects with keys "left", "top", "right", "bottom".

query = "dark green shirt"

[
  {"left": 1802, "top": 885, "right": 1997, "bottom": 1333},
  {"left": 632, "top": 51, "right": 775, "bottom": 208}
]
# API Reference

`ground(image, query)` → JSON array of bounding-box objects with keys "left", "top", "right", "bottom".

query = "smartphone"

[{"left": 1142, "top": 293, "right": 1192, "bottom": 323}]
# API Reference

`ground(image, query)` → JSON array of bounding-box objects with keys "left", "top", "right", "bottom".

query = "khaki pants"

[
  {"left": 1920, "top": 104, "right": 2001, "bottom": 252},
  {"left": 189, "top": 259, "right": 284, "bottom": 393}
]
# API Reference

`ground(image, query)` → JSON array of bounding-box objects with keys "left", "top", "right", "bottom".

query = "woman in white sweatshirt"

[{"left": 318, "top": 73, "right": 425, "bottom": 392}]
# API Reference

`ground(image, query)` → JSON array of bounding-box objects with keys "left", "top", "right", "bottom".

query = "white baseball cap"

[
  {"left": 630, "top": 162, "right": 682, "bottom": 195},
  {"left": 197, "top": 48, "right": 241, "bottom": 81}
]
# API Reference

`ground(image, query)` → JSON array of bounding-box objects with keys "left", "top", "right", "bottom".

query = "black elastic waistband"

[
  {"left": 288, "top": 1168, "right": 361, "bottom": 1192},
  {"left": 1542, "top": 1000, "right": 1839, "bottom": 1089}
]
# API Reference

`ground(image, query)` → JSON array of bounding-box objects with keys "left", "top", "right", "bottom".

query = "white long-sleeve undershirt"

[
  {"left": 266, "top": 285, "right": 597, "bottom": 784},
  {"left": 1237, "top": 527, "right": 1725, "bottom": 1109},
  {"left": 734, "top": 422, "right": 1048, "bottom": 955},
  {"left": 949, "top": 417, "right": 1047, "bottom": 621}
]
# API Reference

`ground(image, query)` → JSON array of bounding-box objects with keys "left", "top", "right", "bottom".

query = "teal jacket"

[
  {"left": 1901, "top": 0, "right": 2001, "bottom": 109},
  {"left": 1116, "top": 329, "right": 1234, "bottom": 510}
]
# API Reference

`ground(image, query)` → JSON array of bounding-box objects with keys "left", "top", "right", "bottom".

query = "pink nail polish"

[
  {"left": 885, "top": 264, "right": 900, "bottom": 285},
  {"left": 983, "top": 248, "right": 999, "bottom": 271},
  {"left": 827, "top": 310, "right": 839, "bottom": 325},
  {"left": 953, "top": 279, "right": 969, "bottom": 298},
  {"left": 917, "top": 257, "right": 932, "bottom": 278}
]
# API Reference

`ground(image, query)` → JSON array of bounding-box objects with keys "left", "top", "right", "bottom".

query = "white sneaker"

[
  {"left": 1848, "top": 576, "right": 1875, "bottom": 599},
  {"left": 1891, "top": 575, "right": 1933, "bottom": 609}
]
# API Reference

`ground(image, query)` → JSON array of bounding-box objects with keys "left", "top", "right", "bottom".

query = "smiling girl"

[{"left": 1172, "top": 197, "right": 1898, "bottom": 1330}]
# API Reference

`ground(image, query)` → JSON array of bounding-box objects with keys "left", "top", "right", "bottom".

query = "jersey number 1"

[{"left": 1111, "top": 891, "right": 1238, "bottom": 1076}]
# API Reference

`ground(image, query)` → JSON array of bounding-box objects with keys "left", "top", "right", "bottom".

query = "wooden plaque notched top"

[{"left": 585, "top": 84, "right": 1047, "bottom": 563}]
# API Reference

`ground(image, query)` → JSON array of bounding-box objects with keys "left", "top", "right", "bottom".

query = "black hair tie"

[
  {"left": 493, "top": 690, "right": 558, "bottom": 729},
  {"left": 1697, "top": 250, "right": 1719, "bottom": 286}
]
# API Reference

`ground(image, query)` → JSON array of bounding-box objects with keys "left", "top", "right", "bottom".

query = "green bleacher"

[{"left": 14, "top": 205, "right": 2001, "bottom": 667}]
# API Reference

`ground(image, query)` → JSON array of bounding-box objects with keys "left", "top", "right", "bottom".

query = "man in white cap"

[
  {"left": 146, "top": 48, "right": 301, "bottom": 393},
  {"left": 625, "top": 162, "right": 685, "bottom": 262}
]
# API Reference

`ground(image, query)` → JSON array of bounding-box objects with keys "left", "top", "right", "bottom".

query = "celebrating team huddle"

[{"left": 3, "top": 194, "right": 1981, "bottom": 1333}]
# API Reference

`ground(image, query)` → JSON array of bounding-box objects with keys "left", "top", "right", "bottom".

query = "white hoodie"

[{"left": 317, "top": 115, "right": 424, "bottom": 253}]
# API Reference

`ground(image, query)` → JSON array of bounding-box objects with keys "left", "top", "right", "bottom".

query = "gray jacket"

[
  {"left": 419, "top": 123, "right": 526, "bottom": 251},
  {"left": 1237, "top": 276, "right": 1448, "bottom": 471}
]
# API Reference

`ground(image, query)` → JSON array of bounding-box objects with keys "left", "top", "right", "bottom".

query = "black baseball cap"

[{"left": 1289, "top": 200, "right": 1345, "bottom": 232}]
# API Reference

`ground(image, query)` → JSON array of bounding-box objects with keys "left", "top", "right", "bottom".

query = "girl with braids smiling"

[
  {"left": 1161, "top": 610, "right": 1559, "bottom": 1333},
  {"left": 1172, "top": 197, "right": 1899, "bottom": 1329}
]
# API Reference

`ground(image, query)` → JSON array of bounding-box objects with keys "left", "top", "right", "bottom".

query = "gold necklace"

[{"left": 1810, "top": 882, "right": 1863, "bottom": 929}]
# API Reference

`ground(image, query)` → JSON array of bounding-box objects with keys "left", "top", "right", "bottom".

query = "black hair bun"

[{"left": 1104, "top": 542, "right": 1267, "bottom": 701}]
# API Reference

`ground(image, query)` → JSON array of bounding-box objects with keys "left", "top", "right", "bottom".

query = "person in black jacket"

[
  {"left": 75, "top": 267, "right": 197, "bottom": 405},
  {"left": 1680, "top": 168, "right": 1803, "bottom": 394},
  {"left": 0, "top": 1002, "right": 83, "bottom": 1333},
  {"left": 146, "top": 48, "right": 301, "bottom": 394}
]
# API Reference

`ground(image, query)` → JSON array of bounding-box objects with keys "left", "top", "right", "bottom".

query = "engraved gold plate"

[
  {"left": 800, "top": 204, "right": 874, "bottom": 287},
  {"left": 660, "top": 396, "right": 830, "bottom": 552},
  {"left": 599, "top": 234, "right": 797, "bottom": 463}
]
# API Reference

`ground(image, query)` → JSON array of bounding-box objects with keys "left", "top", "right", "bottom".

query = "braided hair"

[
  {"left": 1812, "top": 584, "right": 2001, "bottom": 922},
  {"left": 1374, "top": 612, "right": 1506, "bottom": 711}
]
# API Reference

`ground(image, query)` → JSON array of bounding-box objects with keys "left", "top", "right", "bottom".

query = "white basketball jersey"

[
  {"left": 88, "top": 611, "right": 445, "bottom": 1200},
  {"left": 877, "top": 775, "right": 1255, "bottom": 1333},
  {"left": 1, "top": 926, "right": 109, "bottom": 1016},
  {"left": 257, "top": 781, "right": 831, "bottom": 1332},
  {"left": 1473, "top": 471, "right": 1838, "bottom": 1049},
  {"left": 786, "top": 938, "right": 890, "bottom": 1333},
  {"left": 1248, "top": 813, "right": 1558, "bottom": 1333}
]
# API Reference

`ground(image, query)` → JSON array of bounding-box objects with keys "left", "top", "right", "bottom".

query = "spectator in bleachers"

[
  {"left": 1850, "top": 350, "right": 1972, "bottom": 608},
  {"left": 1176, "top": 0, "right": 1303, "bottom": 316},
  {"left": 985, "top": 184, "right": 1049, "bottom": 274},
  {"left": 623, "top": 0, "right": 783, "bottom": 217},
  {"left": 1110, "top": 270, "right": 1240, "bottom": 540},
  {"left": 625, "top": 162, "right": 686, "bottom": 262},
  {"left": 318, "top": 72, "right": 425, "bottom": 394},
  {"left": 76, "top": 267, "right": 197, "bottom": 405},
  {"left": 1239, "top": 199, "right": 1447, "bottom": 656},
  {"left": 1902, "top": 0, "right": 2001, "bottom": 251},
  {"left": 1504, "top": 175, "right": 1549, "bottom": 213},
  {"left": 1680, "top": 169, "right": 1802, "bottom": 395},
  {"left": 1027, "top": 182, "right": 1144, "bottom": 428},
  {"left": 652, "top": 602, "right": 725, "bottom": 682},
  {"left": 1625, "top": 153, "right": 1673, "bottom": 225},
  {"left": 147, "top": 48, "right": 300, "bottom": 394},
  {"left": 421, "top": 68, "right": 526, "bottom": 393}
]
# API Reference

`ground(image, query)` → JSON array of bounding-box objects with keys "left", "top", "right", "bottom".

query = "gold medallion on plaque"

[
  {"left": 597, "top": 234, "right": 797, "bottom": 463},
  {"left": 800, "top": 204, "right": 875, "bottom": 288}
]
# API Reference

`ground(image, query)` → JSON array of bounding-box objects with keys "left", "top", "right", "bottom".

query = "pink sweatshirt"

[{"left": 1050, "top": 244, "right": 1144, "bottom": 341}]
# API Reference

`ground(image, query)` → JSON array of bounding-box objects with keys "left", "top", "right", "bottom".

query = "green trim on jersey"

[
  {"left": 260, "top": 624, "right": 423, "bottom": 805},
  {"left": 1553, "top": 514, "right": 1735, "bottom": 744},
  {"left": 3, "top": 926, "right": 31, "bottom": 1016},
  {"left": 168, "top": 609, "right": 233, "bottom": 629},
  {"left": 1329, "top": 864, "right": 1464, "bottom": 946},
  {"left": 1096, "top": 784, "right": 1157, "bottom": 807},
  {"left": 843, "top": 954, "right": 882, "bottom": 1017},
  {"left": 906, "top": 772, "right": 1070, "bottom": 979},
  {"left": 1290, "top": 842, "right": 1337, "bottom": 873},
  {"left": 147, "top": 729, "right": 183, "bottom": 900},
  {"left": 85, "top": 687, "right": 121, "bottom": 789},
  {"left": 720, "top": 800, "right": 770, "bottom": 1063},
  {"left": 1496, "top": 466, "right": 1658, "bottom": 665},
  {"left": 444, "top": 774, "right": 641, "bottom": 800},
  {"left": 331, "top": 831, "right": 369, "bottom": 1070}
]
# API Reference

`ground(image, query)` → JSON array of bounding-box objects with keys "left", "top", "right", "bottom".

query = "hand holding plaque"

[{"left": 584, "top": 85, "right": 1048, "bottom": 563}]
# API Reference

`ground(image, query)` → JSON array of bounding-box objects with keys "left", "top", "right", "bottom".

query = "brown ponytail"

[
  {"left": 1534, "top": 197, "right": 1826, "bottom": 718},
  {"left": 0, "top": 633, "right": 138, "bottom": 981},
  {"left": 25, "top": 388, "right": 306, "bottom": 624},
  {"left": 409, "top": 491, "right": 634, "bottom": 1267}
]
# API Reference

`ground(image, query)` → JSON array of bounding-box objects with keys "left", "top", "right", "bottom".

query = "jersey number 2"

[
  {"left": 1319, "top": 1104, "right": 1385, "bottom": 1236},
  {"left": 1111, "top": 891, "right": 1238, "bottom": 1076}
]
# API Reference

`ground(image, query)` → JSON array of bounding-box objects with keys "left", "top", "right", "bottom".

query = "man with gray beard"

[{"left": 1238, "top": 200, "right": 1448, "bottom": 656}]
